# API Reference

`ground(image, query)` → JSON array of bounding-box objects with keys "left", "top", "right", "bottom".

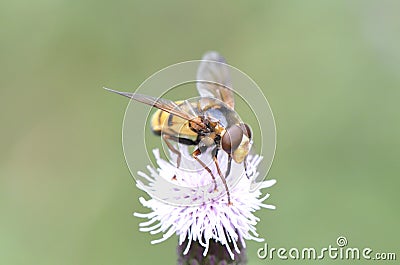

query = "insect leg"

[
  {"left": 243, "top": 155, "right": 250, "bottom": 179},
  {"left": 212, "top": 149, "right": 231, "bottom": 205},
  {"left": 192, "top": 148, "right": 218, "bottom": 191},
  {"left": 162, "top": 134, "right": 182, "bottom": 168},
  {"left": 161, "top": 133, "right": 200, "bottom": 168},
  {"left": 225, "top": 154, "right": 232, "bottom": 179}
]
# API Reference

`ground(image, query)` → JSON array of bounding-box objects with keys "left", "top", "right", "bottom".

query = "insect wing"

[
  {"left": 104, "top": 87, "right": 198, "bottom": 122},
  {"left": 196, "top": 51, "right": 235, "bottom": 109}
]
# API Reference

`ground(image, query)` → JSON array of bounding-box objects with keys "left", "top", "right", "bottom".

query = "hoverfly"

[{"left": 105, "top": 52, "right": 253, "bottom": 204}]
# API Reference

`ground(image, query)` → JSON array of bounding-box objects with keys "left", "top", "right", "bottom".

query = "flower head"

[{"left": 134, "top": 148, "right": 276, "bottom": 260}]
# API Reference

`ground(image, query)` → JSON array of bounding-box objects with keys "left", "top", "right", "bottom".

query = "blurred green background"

[{"left": 1, "top": 1, "right": 399, "bottom": 264}]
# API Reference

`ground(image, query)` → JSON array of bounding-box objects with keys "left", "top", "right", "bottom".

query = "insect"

[{"left": 105, "top": 52, "right": 253, "bottom": 204}]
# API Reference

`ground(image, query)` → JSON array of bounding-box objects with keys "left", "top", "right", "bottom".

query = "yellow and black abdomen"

[
  {"left": 150, "top": 108, "right": 167, "bottom": 135},
  {"left": 150, "top": 102, "right": 198, "bottom": 140}
]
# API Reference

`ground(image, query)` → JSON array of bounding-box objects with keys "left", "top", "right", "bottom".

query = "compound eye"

[
  {"left": 240, "top": 123, "right": 252, "bottom": 139},
  {"left": 221, "top": 125, "right": 243, "bottom": 153}
]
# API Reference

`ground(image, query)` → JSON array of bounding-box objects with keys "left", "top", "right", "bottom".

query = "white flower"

[{"left": 134, "top": 148, "right": 276, "bottom": 260}]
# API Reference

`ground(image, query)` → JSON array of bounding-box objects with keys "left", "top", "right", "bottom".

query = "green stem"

[{"left": 177, "top": 239, "right": 247, "bottom": 265}]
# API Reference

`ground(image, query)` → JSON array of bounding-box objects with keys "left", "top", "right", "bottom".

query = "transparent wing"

[
  {"left": 104, "top": 87, "right": 200, "bottom": 124},
  {"left": 196, "top": 51, "right": 235, "bottom": 109}
]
